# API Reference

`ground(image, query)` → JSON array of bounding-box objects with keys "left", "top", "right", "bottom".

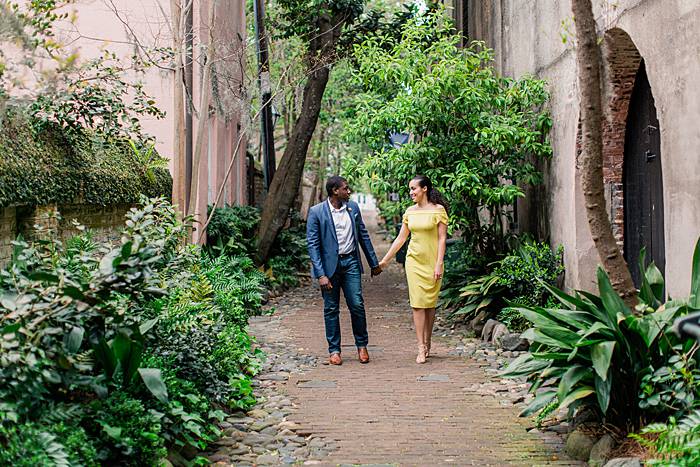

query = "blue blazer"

[{"left": 306, "top": 199, "right": 379, "bottom": 279}]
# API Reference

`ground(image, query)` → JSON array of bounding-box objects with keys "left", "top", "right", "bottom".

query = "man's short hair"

[{"left": 326, "top": 176, "right": 347, "bottom": 197}]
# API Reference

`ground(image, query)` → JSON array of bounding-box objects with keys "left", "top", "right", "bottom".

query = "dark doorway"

[{"left": 623, "top": 60, "right": 665, "bottom": 287}]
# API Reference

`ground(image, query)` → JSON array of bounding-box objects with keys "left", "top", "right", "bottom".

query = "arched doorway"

[{"left": 623, "top": 60, "right": 665, "bottom": 286}]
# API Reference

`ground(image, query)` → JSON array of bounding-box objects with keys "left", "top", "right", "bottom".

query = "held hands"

[
  {"left": 371, "top": 265, "right": 383, "bottom": 277},
  {"left": 318, "top": 275, "right": 333, "bottom": 291}
]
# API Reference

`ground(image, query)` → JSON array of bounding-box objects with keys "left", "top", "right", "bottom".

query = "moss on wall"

[{"left": 0, "top": 108, "right": 172, "bottom": 207}]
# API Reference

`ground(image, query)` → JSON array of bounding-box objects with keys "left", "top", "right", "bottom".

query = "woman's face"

[{"left": 409, "top": 179, "right": 427, "bottom": 204}]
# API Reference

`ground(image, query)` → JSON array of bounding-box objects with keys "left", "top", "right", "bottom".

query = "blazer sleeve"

[
  {"left": 306, "top": 207, "right": 325, "bottom": 279},
  {"left": 355, "top": 206, "right": 379, "bottom": 269}
]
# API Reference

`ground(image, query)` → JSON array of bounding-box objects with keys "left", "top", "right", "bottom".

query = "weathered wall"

[
  {"left": 0, "top": 204, "right": 130, "bottom": 266},
  {"left": 461, "top": 0, "right": 700, "bottom": 297}
]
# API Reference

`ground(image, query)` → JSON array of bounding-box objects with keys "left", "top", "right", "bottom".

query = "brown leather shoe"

[
  {"left": 329, "top": 353, "right": 342, "bottom": 365},
  {"left": 358, "top": 347, "right": 370, "bottom": 364}
]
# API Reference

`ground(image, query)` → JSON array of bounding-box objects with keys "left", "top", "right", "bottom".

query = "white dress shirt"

[{"left": 328, "top": 200, "right": 355, "bottom": 255}]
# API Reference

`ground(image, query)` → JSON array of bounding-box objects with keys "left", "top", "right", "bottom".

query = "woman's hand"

[
  {"left": 378, "top": 259, "right": 388, "bottom": 270},
  {"left": 434, "top": 263, "right": 443, "bottom": 282}
]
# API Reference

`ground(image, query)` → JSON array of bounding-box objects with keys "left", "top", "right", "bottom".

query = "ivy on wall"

[{"left": 0, "top": 107, "right": 171, "bottom": 207}]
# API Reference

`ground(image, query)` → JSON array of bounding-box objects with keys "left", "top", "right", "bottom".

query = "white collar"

[{"left": 328, "top": 199, "right": 347, "bottom": 213}]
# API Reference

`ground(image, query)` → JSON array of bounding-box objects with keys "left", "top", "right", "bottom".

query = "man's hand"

[
  {"left": 371, "top": 266, "right": 382, "bottom": 277},
  {"left": 318, "top": 275, "right": 333, "bottom": 291}
]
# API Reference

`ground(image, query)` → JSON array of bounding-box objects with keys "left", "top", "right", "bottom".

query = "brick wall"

[
  {"left": 573, "top": 28, "right": 642, "bottom": 251},
  {"left": 601, "top": 28, "right": 642, "bottom": 249},
  {"left": 0, "top": 203, "right": 131, "bottom": 267}
]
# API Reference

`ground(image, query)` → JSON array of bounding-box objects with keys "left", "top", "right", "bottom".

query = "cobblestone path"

[{"left": 210, "top": 208, "right": 582, "bottom": 466}]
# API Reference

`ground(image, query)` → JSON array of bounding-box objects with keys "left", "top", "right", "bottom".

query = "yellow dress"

[{"left": 403, "top": 207, "right": 449, "bottom": 308}]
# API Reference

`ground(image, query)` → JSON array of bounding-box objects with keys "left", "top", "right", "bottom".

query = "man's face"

[{"left": 335, "top": 181, "right": 352, "bottom": 201}]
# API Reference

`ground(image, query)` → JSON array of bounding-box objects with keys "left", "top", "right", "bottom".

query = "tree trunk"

[
  {"left": 256, "top": 64, "right": 331, "bottom": 261},
  {"left": 170, "top": 0, "right": 186, "bottom": 217},
  {"left": 572, "top": 0, "right": 637, "bottom": 306},
  {"left": 187, "top": 0, "right": 216, "bottom": 243}
]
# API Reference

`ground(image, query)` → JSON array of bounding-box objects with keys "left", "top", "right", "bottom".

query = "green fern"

[
  {"left": 633, "top": 410, "right": 700, "bottom": 466},
  {"left": 42, "top": 403, "right": 85, "bottom": 426}
]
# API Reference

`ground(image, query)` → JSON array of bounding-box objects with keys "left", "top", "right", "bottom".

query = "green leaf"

[
  {"left": 139, "top": 317, "right": 159, "bottom": 335},
  {"left": 627, "top": 306, "right": 681, "bottom": 347},
  {"left": 519, "top": 390, "right": 557, "bottom": 417},
  {"left": 559, "top": 386, "right": 595, "bottom": 410},
  {"left": 591, "top": 341, "right": 615, "bottom": 381},
  {"left": 596, "top": 267, "right": 631, "bottom": 325},
  {"left": 545, "top": 308, "right": 594, "bottom": 331},
  {"left": 123, "top": 339, "right": 143, "bottom": 385},
  {"left": 595, "top": 374, "right": 611, "bottom": 414},
  {"left": 101, "top": 423, "right": 122, "bottom": 440},
  {"left": 64, "top": 326, "right": 84, "bottom": 354},
  {"left": 93, "top": 337, "right": 117, "bottom": 379},
  {"left": 138, "top": 368, "right": 168, "bottom": 404},
  {"left": 557, "top": 365, "right": 591, "bottom": 403},
  {"left": 121, "top": 241, "right": 132, "bottom": 258},
  {"left": 111, "top": 331, "right": 132, "bottom": 364},
  {"left": 691, "top": 238, "right": 700, "bottom": 309},
  {"left": 501, "top": 353, "right": 549, "bottom": 378}
]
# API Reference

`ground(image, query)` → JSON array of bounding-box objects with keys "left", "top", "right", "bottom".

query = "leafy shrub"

[
  {"left": 205, "top": 204, "right": 309, "bottom": 290},
  {"left": 0, "top": 197, "right": 265, "bottom": 463},
  {"left": 206, "top": 205, "right": 261, "bottom": 257},
  {"left": 89, "top": 391, "right": 166, "bottom": 465},
  {"left": 503, "top": 242, "right": 700, "bottom": 429},
  {"left": 0, "top": 421, "right": 98, "bottom": 466},
  {"left": 348, "top": 11, "right": 552, "bottom": 259},
  {"left": 639, "top": 347, "right": 700, "bottom": 416},
  {"left": 441, "top": 240, "right": 564, "bottom": 332}
]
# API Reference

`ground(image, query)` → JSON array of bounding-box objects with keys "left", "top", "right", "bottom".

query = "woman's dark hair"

[
  {"left": 326, "top": 175, "right": 347, "bottom": 197},
  {"left": 412, "top": 175, "right": 449, "bottom": 213}
]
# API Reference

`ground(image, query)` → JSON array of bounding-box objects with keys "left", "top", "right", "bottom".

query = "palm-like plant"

[{"left": 503, "top": 240, "right": 700, "bottom": 429}]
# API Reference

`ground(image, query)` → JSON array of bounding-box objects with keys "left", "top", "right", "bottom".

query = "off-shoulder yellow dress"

[{"left": 402, "top": 207, "right": 449, "bottom": 308}]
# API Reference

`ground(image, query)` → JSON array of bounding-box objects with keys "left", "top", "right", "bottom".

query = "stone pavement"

[{"left": 207, "top": 208, "right": 583, "bottom": 466}]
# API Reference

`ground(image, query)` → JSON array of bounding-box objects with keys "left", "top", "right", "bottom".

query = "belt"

[{"left": 339, "top": 251, "right": 355, "bottom": 259}]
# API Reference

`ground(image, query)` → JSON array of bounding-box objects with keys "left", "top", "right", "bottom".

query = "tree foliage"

[{"left": 346, "top": 11, "right": 552, "bottom": 258}]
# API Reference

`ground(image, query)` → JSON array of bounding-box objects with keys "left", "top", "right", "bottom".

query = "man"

[{"left": 306, "top": 176, "right": 382, "bottom": 365}]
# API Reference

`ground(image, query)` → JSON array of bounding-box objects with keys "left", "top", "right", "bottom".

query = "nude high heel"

[{"left": 416, "top": 344, "right": 427, "bottom": 364}]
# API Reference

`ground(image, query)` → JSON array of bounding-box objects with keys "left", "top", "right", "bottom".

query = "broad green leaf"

[
  {"left": 538, "top": 325, "right": 581, "bottom": 347},
  {"left": 627, "top": 307, "right": 680, "bottom": 347},
  {"left": 557, "top": 365, "right": 592, "bottom": 403},
  {"left": 64, "top": 326, "right": 84, "bottom": 354},
  {"left": 595, "top": 374, "right": 612, "bottom": 414},
  {"left": 645, "top": 261, "right": 665, "bottom": 304},
  {"left": 501, "top": 353, "right": 549, "bottom": 378},
  {"left": 139, "top": 317, "right": 159, "bottom": 335},
  {"left": 123, "top": 339, "right": 143, "bottom": 385},
  {"left": 111, "top": 331, "right": 132, "bottom": 364},
  {"left": 531, "top": 329, "right": 572, "bottom": 349},
  {"left": 591, "top": 341, "right": 615, "bottom": 381},
  {"left": 93, "top": 337, "right": 117, "bottom": 378},
  {"left": 691, "top": 238, "right": 700, "bottom": 309},
  {"left": 577, "top": 322, "right": 614, "bottom": 343},
  {"left": 545, "top": 309, "right": 595, "bottom": 331},
  {"left": 597, "top": 267, "right": 631, "bottom": 325},
  {"left": 519, "top": 390, "right": 557, "bottom": 417},
  {"left": 543, "top": 283, "right": 590, "bottom": 311},
  {"left": 138, "top": 368, "right": 168, "bottom": 404},
  {"left": 559, "top": 386, "right": 595, "bottom": 410}
]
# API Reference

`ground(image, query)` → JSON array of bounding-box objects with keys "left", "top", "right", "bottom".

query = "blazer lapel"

[{"left": 323, "top": 200, "right": 338, "bottom": 243}]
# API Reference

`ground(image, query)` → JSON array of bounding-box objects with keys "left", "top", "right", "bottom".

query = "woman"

[{"left": 379, "top": 175, "right": 448, "bottom": 363}]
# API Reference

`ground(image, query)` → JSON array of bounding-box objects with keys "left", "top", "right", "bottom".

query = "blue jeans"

[{"left": 321, "top": 254, "right": 368, "bottom": 354}]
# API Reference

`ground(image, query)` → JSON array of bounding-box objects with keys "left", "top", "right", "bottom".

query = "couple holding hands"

[{"left": 306, "top": 175, "right": 448, "bottom": 365}]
